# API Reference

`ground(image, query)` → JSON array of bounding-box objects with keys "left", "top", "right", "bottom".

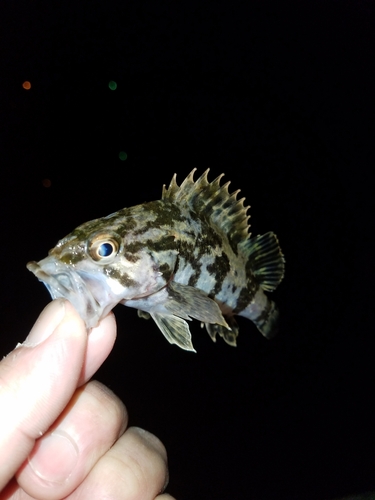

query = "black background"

[{"left": 1, "top": 1, "right": 374, "bottom": 499}]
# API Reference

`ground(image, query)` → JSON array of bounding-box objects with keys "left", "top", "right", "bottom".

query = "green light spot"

[
  {"left": 108, "top": 81, "right": 117, "bottom": 90},
  {"left": 119, "top": 151, "right": 128, "bottom": 161}
]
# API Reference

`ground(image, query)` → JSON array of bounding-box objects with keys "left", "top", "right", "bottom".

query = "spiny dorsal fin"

[
  {"left": 162, "top": 169, "right": 251, "bottom": 249},
  {"left": 240, "top": 232, "right": 285, "bottom": 291}
]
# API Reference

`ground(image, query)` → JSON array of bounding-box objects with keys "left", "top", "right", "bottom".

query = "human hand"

[{"left": 0, "top": 299, "right": 175, "bottom": 499}]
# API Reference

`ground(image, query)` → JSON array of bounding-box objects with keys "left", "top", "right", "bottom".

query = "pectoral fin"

[
  {"left": 150, "top": 312, "right": 196, "bottom": 352},
  {"left": 165, "top": 281, "right": 230, "bottom": 328}
]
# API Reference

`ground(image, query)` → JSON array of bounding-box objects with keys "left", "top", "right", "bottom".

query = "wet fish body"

[{"left": 27, "top": 169, "right": 285, "bottom": 351}]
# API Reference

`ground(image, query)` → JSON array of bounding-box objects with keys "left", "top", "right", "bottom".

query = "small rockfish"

[{"left": 27, "top": 169, "right": 285, "bottom": 352}]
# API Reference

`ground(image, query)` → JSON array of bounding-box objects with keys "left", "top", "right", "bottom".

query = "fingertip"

[
  {"left": 88, "top": 312, "right": 117, "bottom": 351},
  {"left": 94, "top": 312, "right": 117, "bottom": 337},
  {"left": 79, "top": 313, "right": 117, "bottom": 384}
]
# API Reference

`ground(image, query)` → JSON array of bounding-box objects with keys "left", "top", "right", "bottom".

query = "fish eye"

[
  {"left": 98, "top": 242, "right": 115, "bottom": 257},
  {"left": 88, "top": 234, "right": 120, "bottom": 262}
]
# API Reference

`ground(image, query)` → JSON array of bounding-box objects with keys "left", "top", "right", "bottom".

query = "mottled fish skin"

[{"left": 27, "top": 169, "right": 285, "bottom": 352}]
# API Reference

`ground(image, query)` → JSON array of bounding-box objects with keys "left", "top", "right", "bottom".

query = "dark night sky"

[{"left": 1, "top": 1, "right": 374, "bottom": 499}]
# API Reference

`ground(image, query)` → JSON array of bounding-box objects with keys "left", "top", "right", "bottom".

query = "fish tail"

[
  {"left": 236, "top": 231, "right": 284, "bottom": 338},
  {"left": 239, "top": 288, "right": 280, "bottom": 339}
]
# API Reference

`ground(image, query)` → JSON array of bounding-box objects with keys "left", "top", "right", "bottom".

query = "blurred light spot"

[
  {"left": 119, "top": 151, "right": 128, "bottom": 161},
  {"left": 42, "top": 178, "right": 51, "bottom": 188},
  {"left": 22, "top": 81, "right": 31, "bottom": 90},
  {"left": 108, "top": 81, "right": 117, "bottom": 90}
]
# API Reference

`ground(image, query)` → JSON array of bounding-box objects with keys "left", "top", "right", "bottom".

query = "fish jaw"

[{"left": 27, "top": 257, "right": 124, "bottom": 329}]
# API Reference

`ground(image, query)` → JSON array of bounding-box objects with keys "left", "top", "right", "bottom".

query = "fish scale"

[{"left": 27, "top": 169, "right": 285, "bottom": 352}]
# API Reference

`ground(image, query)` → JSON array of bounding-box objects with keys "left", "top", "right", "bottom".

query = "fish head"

[{"left": 27, "top": 216, "right": 176, "bottom": 329}]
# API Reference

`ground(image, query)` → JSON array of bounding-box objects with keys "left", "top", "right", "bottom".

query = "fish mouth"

[{"left": 27, "top": 258, "right": 105, "bottom": 329}]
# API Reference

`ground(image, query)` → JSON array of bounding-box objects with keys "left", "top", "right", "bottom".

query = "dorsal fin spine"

[{"left": 162, "top": 169, "right": 252, "bottom": 250}]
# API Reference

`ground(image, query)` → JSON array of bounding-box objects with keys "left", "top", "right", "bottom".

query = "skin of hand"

[{"left": 0, "top": 299, "right": 175, "bottom": 500}]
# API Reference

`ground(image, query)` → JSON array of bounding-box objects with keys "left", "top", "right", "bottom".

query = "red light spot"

[{"left": 22, "top": 81, "right": 31, "bottom": 90}]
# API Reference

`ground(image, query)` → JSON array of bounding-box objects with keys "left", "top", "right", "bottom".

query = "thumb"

[{"left": 0, "top": 300, "right": 88, "bottom": 490}]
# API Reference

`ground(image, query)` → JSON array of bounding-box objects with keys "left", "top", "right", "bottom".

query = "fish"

[{"left": 27, "top": 169, "right": 285, "bottom": 352}]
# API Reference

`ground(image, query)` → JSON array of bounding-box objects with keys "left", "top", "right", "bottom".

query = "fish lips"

[{"left": 27, "top": 257, "right": 111, "bottom": 329}]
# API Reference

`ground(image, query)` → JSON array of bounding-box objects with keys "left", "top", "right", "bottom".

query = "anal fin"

[
  {"left": 203, "top": 316, "right": 239, "bottom": 347},
  {"left": 137, "top": 310, "right": 150, "bottom": 320}
]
